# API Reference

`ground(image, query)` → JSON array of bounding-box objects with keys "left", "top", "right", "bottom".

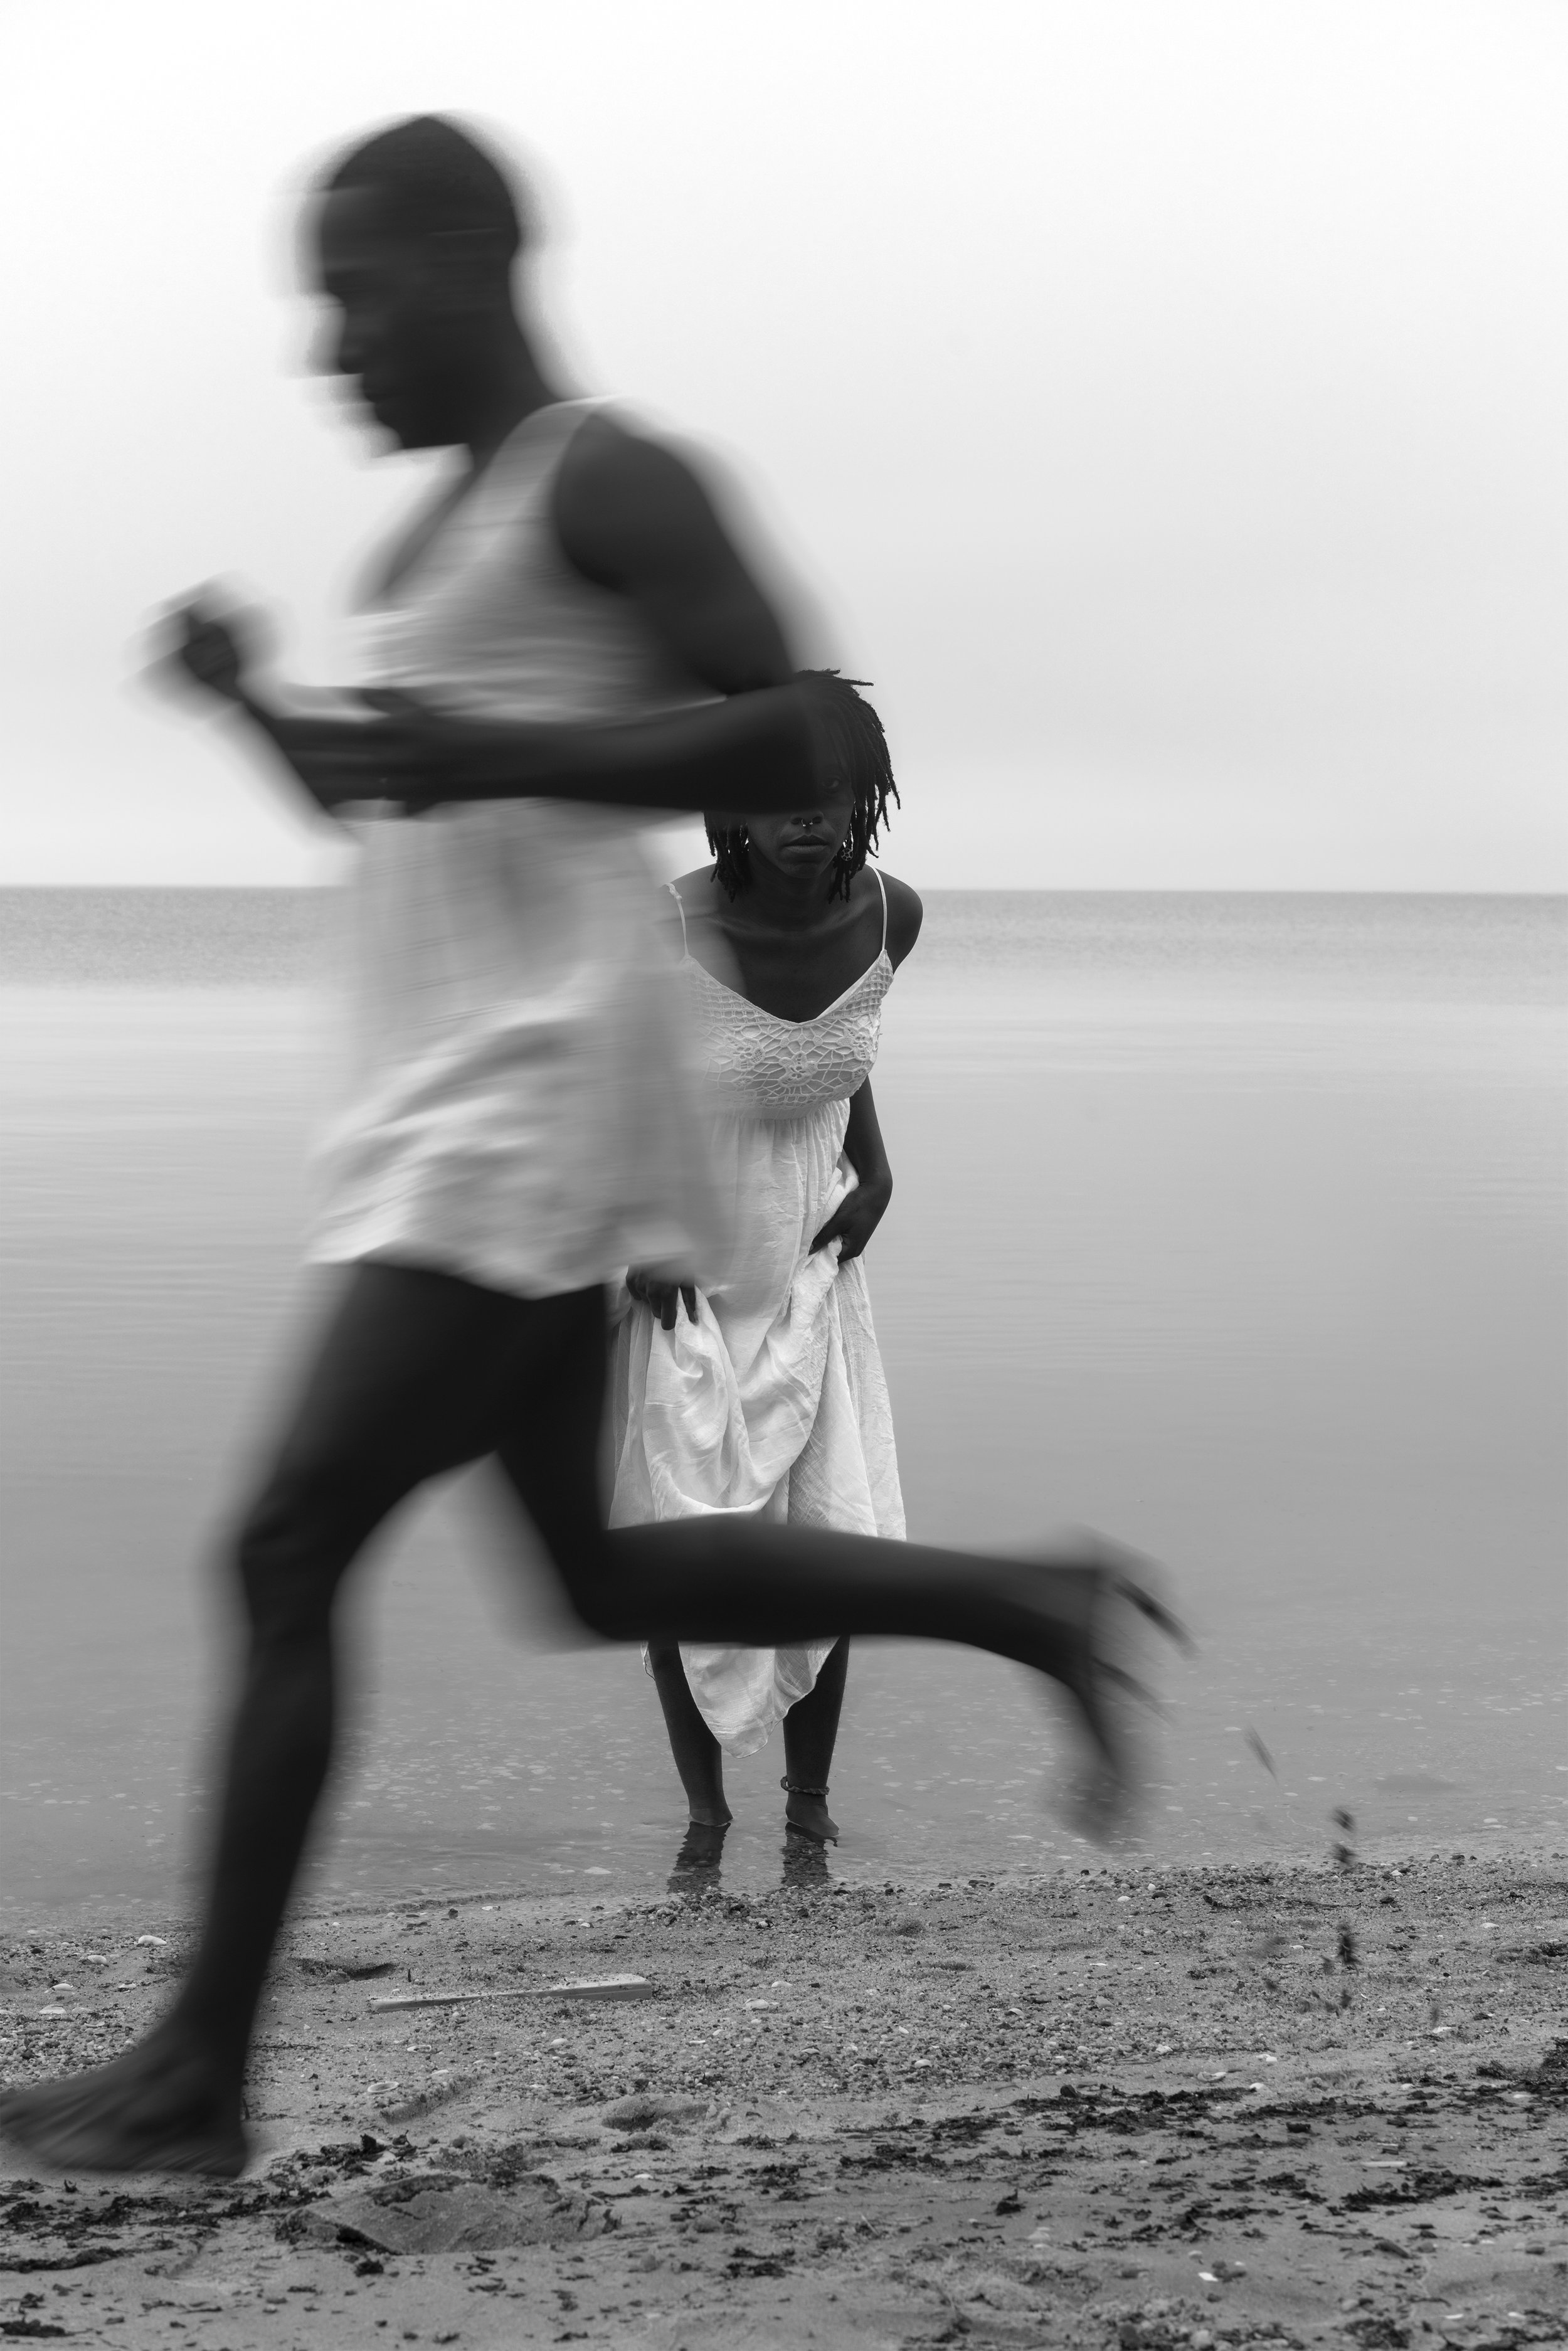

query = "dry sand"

[{"left": 3, "top": 1852, "right": 1565, "bottom": 2348}]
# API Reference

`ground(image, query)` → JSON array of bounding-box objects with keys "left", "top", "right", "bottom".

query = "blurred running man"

[{"left": 0, "top": 116, "right": 1181, "bottom": 2179}]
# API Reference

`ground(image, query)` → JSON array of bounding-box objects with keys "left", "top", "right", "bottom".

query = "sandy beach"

[{"left": 3, "top": 1851, "right": 1564, "bottom": 2348}]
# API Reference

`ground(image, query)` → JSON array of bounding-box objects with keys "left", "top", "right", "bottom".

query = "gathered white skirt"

[{"left": 608, "top": 1093, "right": 904, "bottom": 1756}]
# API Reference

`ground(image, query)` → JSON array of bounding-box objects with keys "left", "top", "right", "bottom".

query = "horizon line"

[{"left": 1, "top": 880, "right": 1562, "bottom": 903}]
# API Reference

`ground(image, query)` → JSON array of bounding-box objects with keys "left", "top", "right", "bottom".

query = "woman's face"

[{"left": 721, "top": 774, "right": 858, "bottom": 888}]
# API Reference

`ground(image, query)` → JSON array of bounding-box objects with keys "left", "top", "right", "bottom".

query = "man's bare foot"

[
  {"left": 1047, "top": 1542, "right": 1190, "bottom": 1842},
  {"left": 782, "top": 1784, "right": 839, "bottom": 1844},
  {"left": 0, "top": 2027, "right": 248, "bottom": 2179}
]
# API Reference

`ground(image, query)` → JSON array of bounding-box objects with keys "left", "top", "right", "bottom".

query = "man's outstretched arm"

[
  {"left": 379, "top": 415, "right": 820, "bottom": 811},
  {"left": 168, "top": 419, "right": 830, "bottom": 819}
]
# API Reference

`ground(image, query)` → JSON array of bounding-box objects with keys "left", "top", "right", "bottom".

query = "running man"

[{"left": 0, "top": 116, "right": 1180, "bottom": 2179}]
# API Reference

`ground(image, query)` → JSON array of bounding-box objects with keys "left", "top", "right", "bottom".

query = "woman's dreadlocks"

[{"left": 706, "top": 671, "right": 899, "bottom": 903}]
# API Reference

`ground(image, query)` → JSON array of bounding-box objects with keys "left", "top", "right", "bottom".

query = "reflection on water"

[{"left": 1, "top": 891, "right": 1563, "bottom": 1919}]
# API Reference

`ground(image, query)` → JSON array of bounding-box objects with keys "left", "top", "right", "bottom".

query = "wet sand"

[{"left": 3, "top": 1852, "right": 1565, "bottom": 2347}]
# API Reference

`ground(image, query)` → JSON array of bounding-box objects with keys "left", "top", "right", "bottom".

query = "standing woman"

[{"left": 609, "top": 675, "right": 918, "bottom": 1855}]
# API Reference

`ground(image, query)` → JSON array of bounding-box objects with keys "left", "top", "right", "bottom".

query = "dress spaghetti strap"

[
  {"left": 873, "top": 865, "right": 888, "bottom": 957},
  {"left": 665, "top": 880, "right": 690, "bottom": 955}
]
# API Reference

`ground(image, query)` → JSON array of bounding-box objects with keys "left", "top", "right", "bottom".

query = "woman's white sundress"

[{"left": 608, "top": 871, "right": 906, "bottom": 1758}]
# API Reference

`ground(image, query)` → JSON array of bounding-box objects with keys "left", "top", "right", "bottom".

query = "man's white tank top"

[{"left": 310, "top": 400, "right": 726, "bottom": 1298}]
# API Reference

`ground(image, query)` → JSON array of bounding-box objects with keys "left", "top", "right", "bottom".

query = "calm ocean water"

[{"left": 1, "top": 886, "right": 1563, "bottom": 1921}]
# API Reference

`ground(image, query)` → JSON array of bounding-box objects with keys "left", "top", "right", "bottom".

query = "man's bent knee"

[
  {"left": 558, "top": 1563, "right": 644, "bottom": 1644},
  {"left": 231, "top": 1451, "right": 382, "bottom": 1638}
]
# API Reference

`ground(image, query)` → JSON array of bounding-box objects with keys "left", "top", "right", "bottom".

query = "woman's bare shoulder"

[
  {"left": 664, "top": 866, "right": 746, "bottom": 988},
  {"left": 668, "top": 867, "right": 729, "bottom": 933},
  {"left": 875, "top": 870, "right": 924, "bottom": 967}
]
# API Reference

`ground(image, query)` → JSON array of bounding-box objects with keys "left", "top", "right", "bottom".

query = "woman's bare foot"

[
  {"left": 782, "top": 1782, "right": 839, "bottom": 1844},
  {"left": 670, "top": 1820, "right": 729, "bottom": 1881},
  {"left": 0, "top": 2026, "right": 248, "bottom": 2179}
]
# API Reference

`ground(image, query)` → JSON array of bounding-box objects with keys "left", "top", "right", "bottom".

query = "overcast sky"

[{"left": 3, "top": 0, "right": 1565, "bottom": 889}]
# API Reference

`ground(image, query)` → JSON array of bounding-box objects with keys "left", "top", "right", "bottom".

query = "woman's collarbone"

[{"left": 727, "top": 912, "right": 883, "bottom": 1022}]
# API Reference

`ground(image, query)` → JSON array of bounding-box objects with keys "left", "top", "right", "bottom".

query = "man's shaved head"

[
  {"left": 310, "top": 115, "right": 541, "bottom": 452},
  {"left": 321, "top": 114, "right": 526, "bottom": 263}
]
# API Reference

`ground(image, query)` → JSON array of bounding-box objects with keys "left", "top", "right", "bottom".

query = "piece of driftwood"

[{"left": 369, "top": 1973, "right": 655, "bottom": 2013}]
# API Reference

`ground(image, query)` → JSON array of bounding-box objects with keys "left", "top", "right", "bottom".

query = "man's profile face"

[{"left": 314, "top": 186, "right": 463, "bottom": 452}]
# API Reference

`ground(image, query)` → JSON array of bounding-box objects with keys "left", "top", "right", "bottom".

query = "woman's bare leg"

[
  {"left": 781, "top": 1638, "right": 849, "bottom": 1842},
  {"left": 647, "top": 1643, "right": 731, "bottom": 1829}
]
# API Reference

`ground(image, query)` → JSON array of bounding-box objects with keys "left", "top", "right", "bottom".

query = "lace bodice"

[{"left": 675, "top": 873, "right": 893, "bottom": 1120}]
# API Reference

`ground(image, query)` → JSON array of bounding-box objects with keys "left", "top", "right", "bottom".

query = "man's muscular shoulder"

[
  {"left": 552, "top": 411, "right": 713, "bottom": 588},
  {"left": 550, "top": 410, "right": 794, "bottom": 694}
]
